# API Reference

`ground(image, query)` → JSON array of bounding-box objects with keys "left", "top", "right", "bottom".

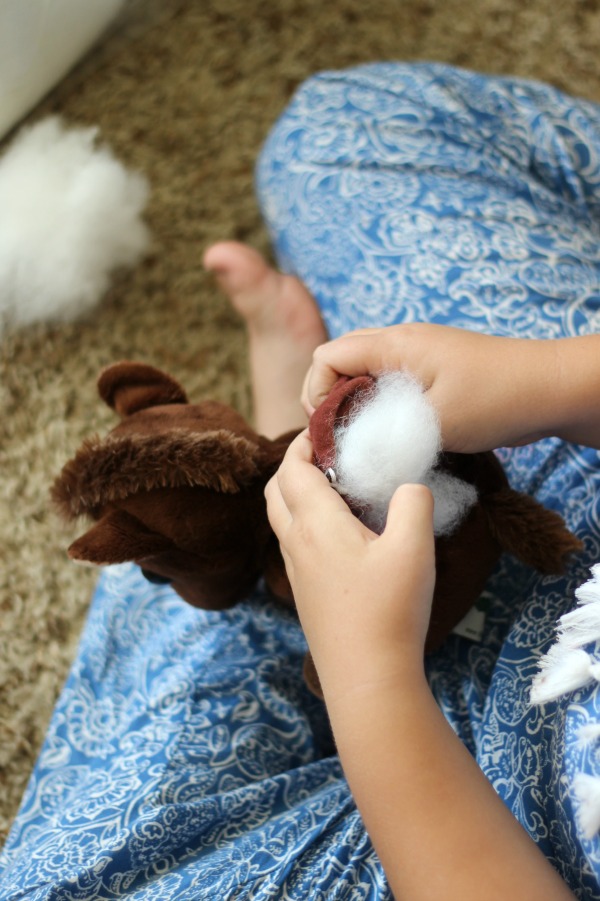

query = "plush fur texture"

[
  {"left": 52, "top": 363, "right": 584, "bottom": 700},
  {"left": 52, "top": 361, "right": 293, "bottom": 612},
  {"left": 0, "top": 116, "right": 149, "bottom": 333},
  {"left": 53, "top": 430, "right": 266, "bottom": 517}
]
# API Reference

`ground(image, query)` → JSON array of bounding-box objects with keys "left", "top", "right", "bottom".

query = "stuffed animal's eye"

[
  {"left": 325, "top": 467, "right": 349, "bottom": 496},
  {"left": 141, "top": 568, "right": 172, "bottom": 585}
]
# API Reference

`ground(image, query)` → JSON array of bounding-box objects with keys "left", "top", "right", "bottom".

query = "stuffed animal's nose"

[{"left": 140, "top": 568, "right": 172, "bottom": 585}]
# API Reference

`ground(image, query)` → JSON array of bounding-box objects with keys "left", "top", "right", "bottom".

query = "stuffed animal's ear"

[
  {"left": 67, "top": 509, "right": 174, "bottom": 565},
  {"left": 98, "top": 362, "right": 188, "bottom": 417}
]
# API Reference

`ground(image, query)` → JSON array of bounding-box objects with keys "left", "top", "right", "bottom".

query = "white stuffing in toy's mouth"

[{"left": 331, "top": 371, "right": 477, "bottom": 535}]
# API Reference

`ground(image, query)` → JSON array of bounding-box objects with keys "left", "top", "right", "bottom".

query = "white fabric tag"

[{"left": 451, "top": 594, "right": 489, "bottom": 642}]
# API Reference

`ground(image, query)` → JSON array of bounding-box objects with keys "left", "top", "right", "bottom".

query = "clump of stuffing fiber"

[
  {"left": 0, "top": 116, "right": 150, "bottom": 333},
  {"left": 334, "top": 371, "right": 478, "bottom": 535},
  {"left": 531, "top": 564, "right": 600, "bottom": 705}
]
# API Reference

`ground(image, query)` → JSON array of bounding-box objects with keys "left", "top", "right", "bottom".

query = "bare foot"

[{"left": 204, "top": 241, "right": 327, "bottom": 438}]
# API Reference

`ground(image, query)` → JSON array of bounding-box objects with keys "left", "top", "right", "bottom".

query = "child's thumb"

[{"left": 383, "top": 483, "right": 435, "bottom": 551}]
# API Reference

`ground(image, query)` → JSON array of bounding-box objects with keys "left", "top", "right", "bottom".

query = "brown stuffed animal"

[
  {"left": 52, "top": 361, "right": 582, "bottom": 698},
  {"left": 51, "top": 361, "right": 296, "bottom": 613}
]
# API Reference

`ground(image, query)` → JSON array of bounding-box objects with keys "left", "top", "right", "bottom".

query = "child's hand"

[
  {"left": 301, "top": 323, "right": 554, "bottom": 453},
  {"left": 268, "top": 435, "right": 578, "bottom": 901},
  {"left": 265, "top": 429, "right": 436, "bottom": 702}
]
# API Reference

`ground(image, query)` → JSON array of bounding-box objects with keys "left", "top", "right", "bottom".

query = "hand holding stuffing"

[
  {"left": 266, "top": 427, "right": 576, "bottom": 901},
  {"left": 265, "top": 429, "right": 436, "bottom": 700},
  {"left": 302, "top": 323, "right": 600, "bottom": 453}
]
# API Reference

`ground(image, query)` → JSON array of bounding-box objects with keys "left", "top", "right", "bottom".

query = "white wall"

[{"left": 0, "top": 0, "right": 125, "bottom": 141}]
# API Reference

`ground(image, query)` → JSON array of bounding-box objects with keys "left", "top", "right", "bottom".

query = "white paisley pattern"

[{"left": 2, "top": 62, "right": 600, "bottom": 899}]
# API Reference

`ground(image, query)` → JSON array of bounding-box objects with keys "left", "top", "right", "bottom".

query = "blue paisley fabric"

[{"left": 2, "top": 62, "right": 600, "bottom": 899}]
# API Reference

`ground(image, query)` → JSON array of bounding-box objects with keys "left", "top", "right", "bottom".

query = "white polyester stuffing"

[
  {"left": 333, "top": 371, "right": 477, "bottom": 535},
  {"left": 0, "top": 116, "right": 150, "bottom": 333}
]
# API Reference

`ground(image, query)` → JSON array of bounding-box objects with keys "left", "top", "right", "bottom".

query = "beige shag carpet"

[{"left": 2, "top": 0, "right": 600, "bottom": 845}]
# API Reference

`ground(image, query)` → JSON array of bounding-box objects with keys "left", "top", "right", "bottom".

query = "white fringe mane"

[{"left": 531, "top": 564, "right": 600, "bottom": 839}]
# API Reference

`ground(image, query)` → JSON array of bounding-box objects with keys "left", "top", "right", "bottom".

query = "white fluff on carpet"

[
  {"left": 333, "top": 371, "right": 478, "bottom": 535},
  {"left": 0, "top": 116, "right": 150, "bottom": 333}
]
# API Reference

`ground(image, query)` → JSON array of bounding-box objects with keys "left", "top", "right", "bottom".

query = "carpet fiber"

[{"left": 2, "top": 0, "right": 600, "bottom": 844}]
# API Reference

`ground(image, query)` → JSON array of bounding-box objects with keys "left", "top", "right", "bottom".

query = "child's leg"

[
  {"left": 254, "top": 63, "right": 600, "bottom": 896},
  {"left": 204, "top": 241, "right": 327, "bottom": 438},
  {"left": 0, "top": 566, "right": 380, "bottom": 901},
  {"left": 253, "top": 62, "right": 600, "bottom": 517},
  {"left": 256, "top": 62, "right": 600, "bottom": 342}
]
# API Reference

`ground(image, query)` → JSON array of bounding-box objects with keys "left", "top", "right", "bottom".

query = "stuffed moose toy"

[{"left": 51, "top": 361, "right": 582, "bottom": 697}]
